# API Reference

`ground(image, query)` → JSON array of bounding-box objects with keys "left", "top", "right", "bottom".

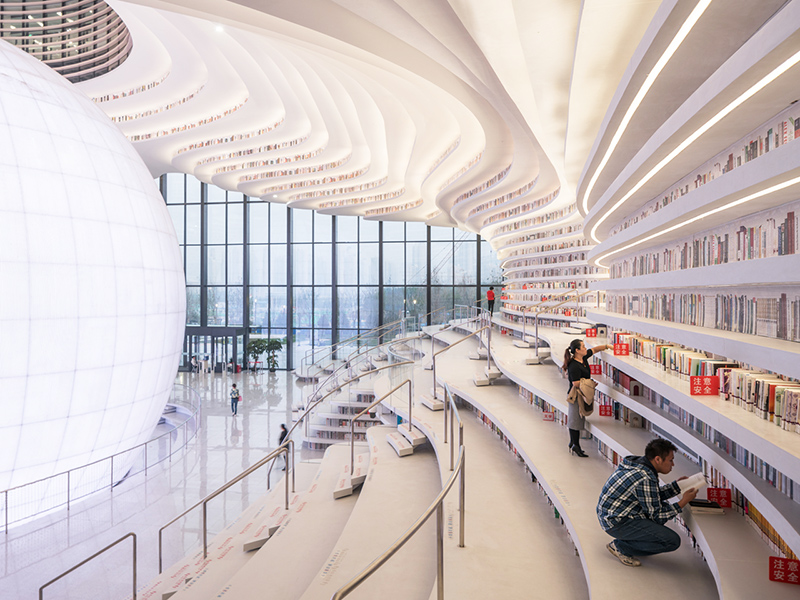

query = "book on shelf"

[{"left": 688, "top": 499, "right": 725, "bottom": 515}]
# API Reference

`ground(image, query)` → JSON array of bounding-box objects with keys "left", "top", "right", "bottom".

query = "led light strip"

[
  {"left": 590, "top": 48, "right": 800, "bottom": 243},
  {"left": 581, "top": 0, "right": 712, "bottom": 214},
  {"left": 594, "top": 174, "right": 800, "bottom": 268}
]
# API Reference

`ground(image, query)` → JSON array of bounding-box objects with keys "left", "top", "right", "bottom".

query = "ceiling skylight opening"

[
  {"left": 580, "top": 0, "right": 712, "bottom": 214},
  {"left": 594, "top": 174, "right": 800, "bottom": 268},
  {"left": 590, "top": 48, "right": 800, "bottom": 243}
]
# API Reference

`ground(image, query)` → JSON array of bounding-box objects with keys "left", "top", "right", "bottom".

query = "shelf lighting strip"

[
  {"left": 581, "top": 0, "right": 712, "bottom": 214},
  {"left": 590, "top": 47, "right": 800, "bottom": 243},
  {"left": 594, "top": 174, "right": 800, "bottom": 267}
]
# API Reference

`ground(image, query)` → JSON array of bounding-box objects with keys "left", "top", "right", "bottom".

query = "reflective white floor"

[{"left": 0, "top": 369, "right": 319, "bottom": 600}]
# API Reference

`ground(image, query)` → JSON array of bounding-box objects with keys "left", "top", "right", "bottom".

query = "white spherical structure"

[{"left": 0, "top": 43, "right": 186, "bottom": 493}]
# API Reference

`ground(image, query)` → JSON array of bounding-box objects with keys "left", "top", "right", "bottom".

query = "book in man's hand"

[
  {"left": 688, "top": 499, "right": 725, "bottom": 515},
  {"left": 676, "top": 472, "right": 708, "bottom": 493}
]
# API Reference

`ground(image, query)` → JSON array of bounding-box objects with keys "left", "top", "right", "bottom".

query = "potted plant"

[
  {"left": 265, "top": 337, "right": 285, "bottom": 372},
  {"left": 246, "top": 338, "right": 271, "bottom": 371}
]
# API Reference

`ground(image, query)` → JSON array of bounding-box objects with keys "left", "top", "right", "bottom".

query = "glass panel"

[
  {"left": 228, "top": 203, "right": 243, "bottom": 244},
  {"left": 454, "top": 286, "right": 477, "bottom": 311},
  {"left": 165, "top": 173, "right": 184, "bottom": 204},
  {"left": 383, "top": 286, "right": 405, "bottom": 323},
  {"left": 186, "top": 205, "right": 201, "bottom": 244},
  {"left": 270, "top": 287, "right": 288, "bottom": 328},
  {"left": 430, "top": 225, "right": 453, "bottom": 241},
  {"left": 431, "top": 287, "right": 453, "bottom": 316},
  {"left": 314, "top": 212, "right": 332, "bottom": 242},
  {"left": 207, "top": 246, "right": 226, "bottom": 285},
  {"left": 293, "top": 328, "right": 312, "bottom": 367},
  {"left": 454, "top": 239, "right": 477, "bottom": 284},
  {"left": 382, "top": 244, "right": 404, "bottom": 284},
  {"left": 360, "top": 218, "right": 379, "bottom": 241},
  {"left": 228, "top": 287, "right": 243, "bottom": 326},
  {"left": 292, "top": 209, "right": 313, "bottom": 243},
  {"left": 314, "top": 243, "right": 331, "bottom": 285},
  {"left": 249, "top": 287, "right": 269, "bottom": 327},
  {"left": 481, "top": 239, "right": 502, "bottom": 284},
  {"left": 186, "top": 176, "right": 201, "bottom": 203},
  {"left": 207, "top": 185, "right": 226, "bottom": 203},
  {"left": 406, "top": 242, "right": 427, "bottom": 285},
  {"left": 249, "top": 245, "right": 269, "bottom": 285},
  {"left": 207, "top": 287, "right": 226, "bottom": 325},
  {"left": 314, "top": 329, "right": 333, "bottom": 347},
  {"left": 337, "top": 215, "right": 358, "bottom": 241},
  {"left": 270, "top": 245, "right": 287, "bottom": 285},
  {"left": 271, "top": 203, "right": 287, "bottom": 243},
  {"left": 314, "top": 287, "right": 332, "bottom": 328},
  {"left": 228, "top": 245, "right": 243, "bottom": 285},
  {"left": 185, "top": 246, "right": 201, "bottom": 285},
  {"left": 293, "top": 244, "right": 312, "bottom": 285},
  {"left": 337, "top": 243, "right": 358, "bottom": 285},
  {"left": 406, "top": 286, "right": 426, "bottom": 319},
  {"left": 249, "top": 202, "right": 269, "bottom": 244},
  {"left": 186, "top": 287, "right": 201, "bottom": 326},
  {"left": 292, "top": 287, "right": 313, "bottom": 328},
  {"left": 430, "top": 241, "right": 453, "bottom": 285},
  {"left": 337, "top": 287, "right": 358, "bottom": 329},
  {"left": 207, "top": 204, "right": 226, "bottom": 245},
  {"left": 359, "top": 287, "right": 379, "bottom": 329},
  {"left": 383, "top": 220, "right": 404, "bottom": 241},
  {"left": 168, "top": 205, "right": 184, "bottom": 241},
  {"left": 229, "top": 191, "right": 244, "bottom": 203},
  {"left": 359, "top": 244, "right": 379, "bottom": 285},
  {"left": 406, "top": 221, "right": 427, "bottom": 241}
]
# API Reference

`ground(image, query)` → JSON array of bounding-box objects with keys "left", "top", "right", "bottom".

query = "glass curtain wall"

[{"left": 162, "top": 174, "right": 501, "bottom": 369}]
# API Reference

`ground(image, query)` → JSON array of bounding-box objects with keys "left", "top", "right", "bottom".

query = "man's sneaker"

[{"left": 607, "top": 541, "right": 641, "bottom": 567}]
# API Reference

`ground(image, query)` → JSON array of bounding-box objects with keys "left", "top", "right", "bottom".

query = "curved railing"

[
  {"left": 332, "top": 382, "right": 466, "bottom": 600},
  {"left": 1, "top": 384, "right": 201, "bottom": 533}
]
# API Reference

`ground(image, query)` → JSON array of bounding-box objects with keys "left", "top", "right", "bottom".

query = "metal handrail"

[
  {"left": 350, "top": 380, "right": 412, "bottom": 475},
  {"left": 433, "top": 326, "right": 489, "bottom": 443},
  {"left": 444, "top": 384, "right": 464, "bottom": 473},
  {"left": 517, "top": 289, "right": 582, "bottom": 341},
  {"left": 3, "top": 384, "right": 201, "bottom": 533},
  {"left": 330, "top": 446, "right": 466, "bottom": 600},
  {"left": 429, "top": 313, "right": 482, "bottom": 361},
  {"left": 301, "top": 319, "right": 403, "bottom": 373},
  {"left": 532, "top": 289, "right": 596, "bottom": 358},
  {"left": 39, "top": 532, "right": 136, "bottom": 600},
  {"left": 158, "top": 442, "right": 292, "bottom": 572}
]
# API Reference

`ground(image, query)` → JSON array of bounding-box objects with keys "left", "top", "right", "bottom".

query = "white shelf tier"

[
  {"left": 589, "top": 142, "right": 800, "bottom": 259},
  {"left": 593, "top": 376, "right": 800, "bottom": 557},
  {"left": 486, "top": 212, "right": 582, "bottom": 244},
  {"left": 584, "top": 413, "right": 799, "bottom": 598},
  {"left": 587, "top": 307, "right": 800, "bottom": 381},
  {"left": 500, "top": 245, "right": 596, "bottom": 266},
  {"left": 308, "top": 423, "right": 376, "bottom": 433},
  {"left": 592, "top": 254, "right": 800, "bottom": 291},
  {"left": 503, "top": 260, "right": 589, "bottom": 274},
  {"left": 598, "top": 352, "right": 800, "bottom": 482},
  {"left": 497, "top": 230, "right": 585, "bottom": 256},
  {"left": 505, "top": 275, "right": 603, "bottom": 285}
]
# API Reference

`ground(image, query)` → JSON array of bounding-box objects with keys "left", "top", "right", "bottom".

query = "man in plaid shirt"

[{"left": 596, "top": 438, "right": 698, "bottom": 567}]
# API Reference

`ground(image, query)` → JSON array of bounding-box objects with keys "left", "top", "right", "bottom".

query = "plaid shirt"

[{"left": 596, "top": 456, "right": 682, "bottom": 530}]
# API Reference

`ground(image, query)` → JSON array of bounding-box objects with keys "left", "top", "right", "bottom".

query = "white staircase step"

[
  {"left": 468, "top": 348, "right": 488, "bottom": 359},
  {"left": 398, "top": 424, "right": 427, "bottom": 447},
  {"left": 513, "top": 340, "right": 532, "bottom": 348},
  {"left": 332, "top": 452, "right": 369, "bottom": 499},
  {"left": 485, "top": 366, "right": 502, "bottom": 380},
  {"left": 473, "top": 374, "right": 491, "bottom": 386},
  {"left": 386, "top": 431, "right": 413, "bottom": 457},
  {"left": 430, "top": 386, "right": 445, "bottom": 398},
  {"left": 419, "top": 394, "right": 444, "bottom": 411}
]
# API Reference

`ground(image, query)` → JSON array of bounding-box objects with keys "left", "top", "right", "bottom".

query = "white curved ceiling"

[{"left": 77, "top": 0, "right": 660, "bottom": 239}]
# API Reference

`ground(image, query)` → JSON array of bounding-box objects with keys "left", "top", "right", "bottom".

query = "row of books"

[
  {"left": 609, "top": 202, "right": 800, "bottom": 278},
  {"left": 504, "top": 238, "right": 594, "bottom": 260},
  {"left": 607, "top": 291, "right": 800, "bottom": 342},
  {"left": 506, "top": 266, "right": 603, "bottom": 278},
  {"left": 505, "top": 252, "right": 589, "bottom": 268},
  {"left": 493, "top": 206, "right": 577, "bottom": 235},
  {"left": 609, "top": 104, "right": 800, "bottom": 238},
  {"left": 507, "top": 224, "right": 583, "bottom": 246}
]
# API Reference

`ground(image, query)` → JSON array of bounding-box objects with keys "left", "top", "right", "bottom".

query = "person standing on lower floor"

[
  {"left": 597, "top": 438, "right": 698, "bottom": 567},
  {"left": 563, "top": 338, "right": 609, "bottom": 457},
  {"left": 230, "top": 383, "right": 240, "bottom": 415},
  {"left": 486, "top": 286, "right": 495, "bottom": 313}
]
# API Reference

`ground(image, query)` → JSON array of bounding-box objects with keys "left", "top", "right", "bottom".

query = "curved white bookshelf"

[
  {"left": 588, "top": 307, "right": 800, "bottom": 381},
  {"left": 595, "top": 254, "right": 800, "bottom": 290}
]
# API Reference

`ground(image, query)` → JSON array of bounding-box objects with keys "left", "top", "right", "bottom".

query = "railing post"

[
  {"left": 459, "top": 449, "right": 466, "bottom": 548},
  {"left": 202, "top": 502, "right": 208, "bottom": 559},
  {"left": 284, "top": 447, "right": 290, "bottom": 510},
  {"left": 437, "top": 504, "right": 445, "bottom": 600}
]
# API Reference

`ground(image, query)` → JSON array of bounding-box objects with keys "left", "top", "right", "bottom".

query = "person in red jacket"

[{"left": 486, "top": 287, "right": 495, "bottom": 313}]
